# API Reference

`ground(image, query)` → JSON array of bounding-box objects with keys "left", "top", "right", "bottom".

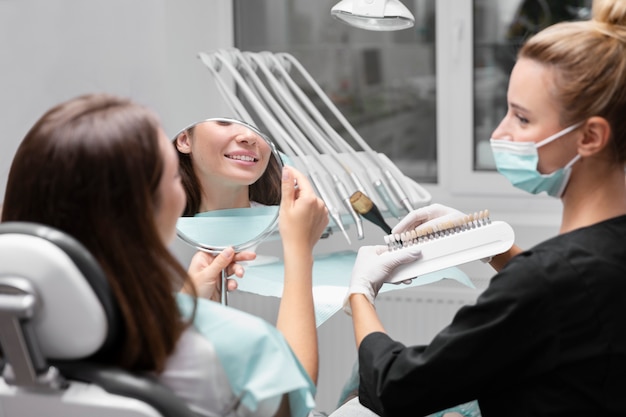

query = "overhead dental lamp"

[{"left": 331, "top": 0, "right": 415, "bottom": 31}]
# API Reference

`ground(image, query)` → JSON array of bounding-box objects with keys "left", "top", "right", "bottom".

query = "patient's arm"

[{"left": 275, "top": 166, "right": 329, "bottom": 385}]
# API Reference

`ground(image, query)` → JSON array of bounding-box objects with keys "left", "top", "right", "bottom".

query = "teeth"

[
  {"left": 227, "top": 155, "right": 256, "bottom": 162},
  {"left": 385, "top": 208, "right": 493, "bottom": 250}
]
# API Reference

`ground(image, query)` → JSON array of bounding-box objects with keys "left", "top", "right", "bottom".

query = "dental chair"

[{"left": 0, "top": 222, "right": 196, "bottom": 417}]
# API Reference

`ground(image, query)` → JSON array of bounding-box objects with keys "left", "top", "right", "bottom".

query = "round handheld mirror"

[{"left": 173, "top": 118, "right": 283, "bottom": 303}]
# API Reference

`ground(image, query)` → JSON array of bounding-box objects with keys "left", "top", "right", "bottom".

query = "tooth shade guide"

[
  {"left": 386, "top": 209, "right": 493, "bottom": 250},
  {"left": 382, "top": 214, "right": 515, "bottom": 284}
]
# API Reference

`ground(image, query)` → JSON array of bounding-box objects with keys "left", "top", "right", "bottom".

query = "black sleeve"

[{"left": 357, "top": 252, "right": 562, "bottom": 417}]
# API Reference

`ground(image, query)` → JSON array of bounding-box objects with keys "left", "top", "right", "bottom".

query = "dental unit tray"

[
  {"left": 289, "top": 151, "right": 431, "bottom": 220},
  {"left": 198, "top": 48, "right": 433, "bottom": 242},
  {"left": 383, "top": 211, "right": 515, "bottom": 284}
]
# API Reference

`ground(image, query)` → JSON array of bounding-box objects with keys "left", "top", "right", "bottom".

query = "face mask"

[{"left": 490, "top": 123, "right": 582, "bottom": 197}]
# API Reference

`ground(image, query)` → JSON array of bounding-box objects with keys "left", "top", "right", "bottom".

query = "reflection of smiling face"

[{"left": 184, "top": 120, "right": 272, "bottom": 187}]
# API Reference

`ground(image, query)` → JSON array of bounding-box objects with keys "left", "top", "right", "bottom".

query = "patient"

[
  {"left": 174, "top": 118, "right": 282, "bottom": 216},
  {"left": 1, "top": 93, "right": 329, "bottom": 417}
]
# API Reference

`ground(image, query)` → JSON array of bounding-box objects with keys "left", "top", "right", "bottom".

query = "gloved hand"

[
  {"left": 343, "top": 245, "right": 422, "bottom": 315},
  {"left": 392, "top": 203, "right": 467, "bottom": 235}
]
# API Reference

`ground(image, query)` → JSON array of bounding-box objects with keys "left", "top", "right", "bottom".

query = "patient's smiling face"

[{"left": 177, "top": 120, "right": 272, "bottom": 189}]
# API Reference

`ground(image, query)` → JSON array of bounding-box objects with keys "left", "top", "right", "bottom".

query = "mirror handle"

[{"left": 220, "top": 269, "right": 228, "bottom": 306}]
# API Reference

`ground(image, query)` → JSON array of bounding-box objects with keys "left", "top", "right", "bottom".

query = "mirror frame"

[{"left": 173, "top": 117, "right": 284, "bottom": 253}]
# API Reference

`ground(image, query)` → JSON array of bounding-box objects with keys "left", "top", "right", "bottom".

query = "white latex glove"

[
  {"left": 392, "top": 203, "right": 467, "bottom": 235},
  {"left": 343, "top": 245, "right": 422, "bottom": 315}
]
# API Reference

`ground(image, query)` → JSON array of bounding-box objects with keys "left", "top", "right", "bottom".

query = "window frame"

[{"left": 430, "top": 0, "right": 562, "bottom": 220}]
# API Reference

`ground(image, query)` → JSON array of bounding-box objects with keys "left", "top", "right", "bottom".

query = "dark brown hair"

[
  {"left": 175, "top": 121, "right": 282, "bottom": 216},
  {"left": 2, "top": 93, "right": 195, "bottom": 373}
]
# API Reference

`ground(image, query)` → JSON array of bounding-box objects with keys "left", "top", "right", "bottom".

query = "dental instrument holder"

[
  {"left": 257, "top": 50, "right": 402, "bottom": 222},
  {"left": 198, "top": 48, "right": 433, "bottom": 240},
  {"left": 200, "top": 50, "right": 356, "bottom": 243},
  {"left": 290, "top": 151, "right": 431, "bottom": 235},
  {"left": 273, "top": 52, "right": 419, "bottom": 217},
  {"left": 308, "top": 171, "right": 352, "bottom": 244},
  {"left": 333, "top": 175, "right": 364, "bottom": 240}
]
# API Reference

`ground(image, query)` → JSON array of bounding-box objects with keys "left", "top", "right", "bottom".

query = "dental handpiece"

[{"left": 309, "top": 171, "right": 351, "bottom": 244}]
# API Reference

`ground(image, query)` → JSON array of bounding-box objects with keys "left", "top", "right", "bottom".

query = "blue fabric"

[
  {"left": 176, "top": 293, "right": 316, "bottom": 417},
  {"left": 239, "top": 251, "right": 475, "bottom": 327},
  {"left": 429, "top": 401, "right": 481, "bottom": 417},
  {"left": 176, "top": 206, "right": 278, "bottom": 248},
  {"left": 489, "top": 122, "right": 581, "bottom": 198},
  {"left": 338, "top": 360, "right": 481, "bottom": 417},
  {"left": 490, "top": 139, "right": 570, "bottom": 197}
]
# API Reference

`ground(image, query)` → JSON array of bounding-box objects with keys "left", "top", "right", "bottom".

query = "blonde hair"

[{"left": 519, "top": 0, "right": 626, "bottom": 162}]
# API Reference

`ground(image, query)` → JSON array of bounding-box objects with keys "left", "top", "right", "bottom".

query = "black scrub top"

[{"left": 358, "top": 215, "right": 626, "bottom": 417}]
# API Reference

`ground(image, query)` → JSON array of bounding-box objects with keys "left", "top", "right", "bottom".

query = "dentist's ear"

[{"left": 579, "top": 116, "right": 611, "bottom": 157}]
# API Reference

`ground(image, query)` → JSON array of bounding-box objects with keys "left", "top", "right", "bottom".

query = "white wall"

[{"left": 0, "top": 0, "right": 234, "bottom": 200}]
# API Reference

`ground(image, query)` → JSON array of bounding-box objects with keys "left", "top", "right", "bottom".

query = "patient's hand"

[
  {"left": 278, "top": 166, "right": 329, "bottom": 252},
  {"left": 185, "top": 248, "right": 256, "bottom": 301}
]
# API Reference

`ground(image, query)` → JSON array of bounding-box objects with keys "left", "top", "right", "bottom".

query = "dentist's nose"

[{"left": 491, "top": 117, "right": 510, "bottom": 140}]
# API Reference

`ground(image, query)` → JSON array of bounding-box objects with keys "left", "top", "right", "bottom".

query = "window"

[
  {"left": 473, "top": 0, "right": 592, "bottom": 171},
  {"left": 234, "top": 0, "right": 438, "bottom": 183},
  {"left": 233, "top": 0, "right": 590, "bottom": 207}
]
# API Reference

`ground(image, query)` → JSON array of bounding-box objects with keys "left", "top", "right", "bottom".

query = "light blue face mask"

[{"left": 490, "top": 123, "right": 582, "bottom": 197}]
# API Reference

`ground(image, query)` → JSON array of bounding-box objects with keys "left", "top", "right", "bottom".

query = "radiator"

[
  {"left": 375, "top": 280, "right": 485, "bottom": 344},
  {"left": 229, "top": 278, "right": 486, "bottom": 413}
]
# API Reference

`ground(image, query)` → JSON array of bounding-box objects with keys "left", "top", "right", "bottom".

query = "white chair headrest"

[{"left": 0, "top": 222, "right": 120, "bottom": 360}]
